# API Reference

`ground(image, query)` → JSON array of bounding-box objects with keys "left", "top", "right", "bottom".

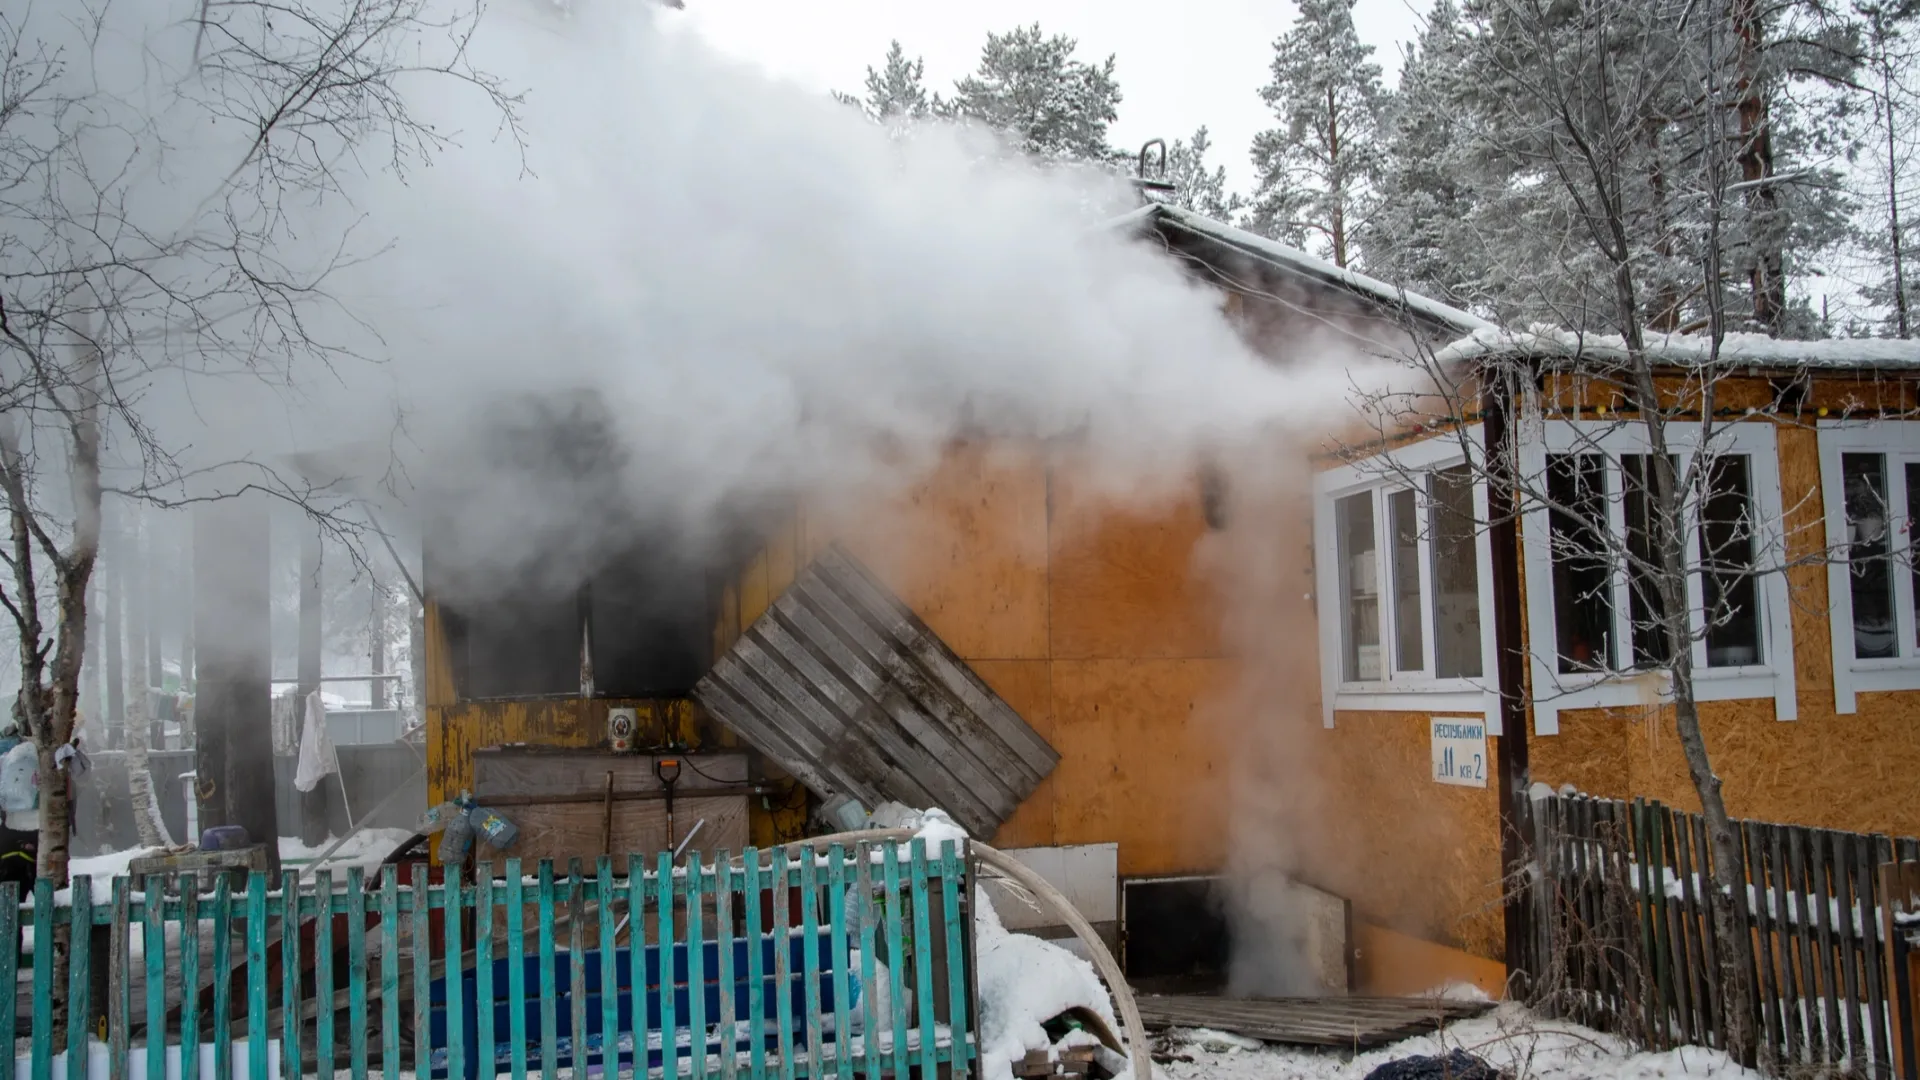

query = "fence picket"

[
  {"left": 279, "top": 872, "right": 301, "bottom": 1080},
  {"left": 246, "top": 872, "right": 268, "bottom": 1080},
  {"left": 597, "top": 856, "right": 618, "bottom": 1078},
  {"left": 537, "top": 860, "right": 558, "bottom": 1080},
  {"left": 181, "top": 877, "right": 200, "bottom": 1080},
  {"left": 857, "top": 842, "right": 880, "bottom": 1080},
  {"left": 828, "top": 847, "right": 852, "bottom": 1080},
  {"left": 1771, "top": 824, "right": 1808, "bottom": 1062},
  {"left": 1806, "top": 830, "right": 1845, "bottom": 1061},
  {"left": 628, "top": 854, "right": 649, "bottom": 1080},
  {"left": 108, "top": 876, "right": 127, "bottom": 1077},
  {"left": 447, "top": 863, "right": 465, "bottom": 1080},
  {"left": 882, "top": 842, "right": 908, "bottom": 1079},
  {"left": 506, "top": 858, "right": 528, "bottom": 1080},
  {"left": 802, "top": 845, "right": 825, "bottom": 1080},
  {"left": 941, "top": 840, "right": 971, "bottom": 1080},
  {"left": 211, "top": 875, "right": 232, "bottom": 1080},
  {"left": 688, "top": 853, "right": 710, "bottom": 1080},
  {"left": 316, "top": 869, "right": 336, "bottom": 1078},
  {"left": 475, "top": 865, "right": 495, "bottom": 1080},
  {"left": 379, "top": 867, "right": 400, "bottom": 1080},
  {"left": 1857, "top": 839, "right": 1892, "bottom": 1078},
  {"left": 744, "top": 848, "right": 767, "bottom": 1080},
  {"left": 1744, "top": 820, "right": 1784, "bottom": 1064},
  {"left": 1833, "top": 833, "right": 1868, "bottom": 1067},
  {"left": 567, "top": 860, "right": 587, "bottom": 1080},
  {"left": 0, "top": 884, "right": 16, "bottom": 1075},
  {"left": 657, "top": 852, "right": 678, "bottom": 1080},
  {"left": 772, "top": 847, "right": 795, "bottom": 1080},
  {"left": 1685, "top": 812, "right": 1723, "bottom": 1048},
  {"left": 412, "top": 864, "right": 433, "bottom": 1080},
  {"left": 69, "top": 875, "right": 94, "bottom": 1070},
  {"left": 716, "top": 851, "right": 738, "bottom": 1080},
  {"left": 346, "top": 867, "right": 369, "bottom": 1080},
  {"left": 910, "top": 839, "right": 937, "bottom": 1080},
  {"left": 1658, "top": 806, "right": 1695, "bottom": 1047}
]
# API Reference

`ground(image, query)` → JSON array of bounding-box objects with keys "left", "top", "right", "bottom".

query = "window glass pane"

[
  {"left": 1844, "top": 452, "right": 1896, "bottom": 659},
  {"left": 1337, "top": 492, "right": 1381, "bottom": 681},
  {"left": 1548, "top": 454, "right": 1615, "bottom": 673},
  {"left": 1389, "top": 488, "right": 1424, "bottom": 673},
  {"left": 1429, "top": 465, "right": 1483, "bottom": 678},
  {"left": 1700, "top": 455, "right": 1762, "bottom": 667},
  {"left": 1622, "top": 455, "right": 1675, "bottom": 668}
]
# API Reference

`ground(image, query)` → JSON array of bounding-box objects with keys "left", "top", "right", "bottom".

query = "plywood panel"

[
  {"left": 428, "top": 698, "right": 708, "bottom": 805},
  {"left": 1317, "top": 710, "right": 1504, "bottom": 960},
  {"left": 499, "top": 795, "right": 750, "bottom": 872},
  {"left": 1048, "top": 474, "right": 1221, "bottom": 661},
  {"left": 973, "top": 660, "right": 1056, "bottom": 850},
  {"left": 1047, "top": 659, "right": 1233, "bottom": 876},
  {"left": 819, "top": 442, "right": 1050, "bottom": 661}
]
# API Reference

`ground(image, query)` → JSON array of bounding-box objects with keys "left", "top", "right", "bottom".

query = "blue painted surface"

[{"left": 424, "top": 933, "right": 861, "bottom": 1080}]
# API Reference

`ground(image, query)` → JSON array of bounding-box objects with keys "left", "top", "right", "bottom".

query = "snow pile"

[
  {"left": 973, "top": 883, "right": 1122, "bottom": 1080},
  {"left": 1158, "top": 1003, "right": 1762, "bottom": 1080}
]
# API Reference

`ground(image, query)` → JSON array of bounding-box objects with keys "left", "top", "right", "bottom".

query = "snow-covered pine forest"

[{"left": 845, "top": 5, "right": 1920, "bottom": 339}]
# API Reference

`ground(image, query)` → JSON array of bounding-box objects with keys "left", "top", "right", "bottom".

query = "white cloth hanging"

[{"left": 294, "top": 690, "right": 338, "bottom": 793}]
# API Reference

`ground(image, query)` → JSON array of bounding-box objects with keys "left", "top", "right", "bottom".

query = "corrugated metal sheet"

[{"left": 694, "top": 544, "right": 1058, "bottom": 839}]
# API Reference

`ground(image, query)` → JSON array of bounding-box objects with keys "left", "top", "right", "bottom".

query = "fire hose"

[{"left": 792, "top": 828, "right": 1150, "bottom": 1080}]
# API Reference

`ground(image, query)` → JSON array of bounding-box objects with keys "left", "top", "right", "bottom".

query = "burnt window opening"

[{"left": 442, "top": 586, "right": 586, "bottom": 701}]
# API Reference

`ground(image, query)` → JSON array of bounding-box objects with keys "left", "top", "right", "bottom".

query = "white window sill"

[
  {"left": 1329, "top": 684, "right": 1499, "bottom": 732},
  {"left": 1530, "top": 666, "right": 1794, "bottom": 734}
]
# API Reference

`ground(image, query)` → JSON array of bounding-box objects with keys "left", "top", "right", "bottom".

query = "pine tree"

[
  {"left": 1362, "top": 0, "right": 1483, "bottom": 307},
  {"left": 942, "top": 24, "right": 1123, "bottom": 164},
  {"left": 1247, "top": 0, "right": 1388, "bottom": 268},
  {"left": 1161, "top": 127, "right": 1246, "bottom": 221},
  {"left": 836, "top": 40, "right": 933, "bottom": 124}
]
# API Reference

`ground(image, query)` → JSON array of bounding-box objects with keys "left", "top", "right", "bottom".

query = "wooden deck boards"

[{"left": 1137, "top": 994, "right": 1494, "bottom": 1050}]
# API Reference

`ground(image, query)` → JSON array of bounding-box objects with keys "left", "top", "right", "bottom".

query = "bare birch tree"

[{"left": 0, "top": 0, "right": 516, "bottom": 1037}]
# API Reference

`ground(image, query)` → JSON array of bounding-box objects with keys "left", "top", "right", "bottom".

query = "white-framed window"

[
  {"left": 1519, "top": 420, "right": 1796, "bottom": 735},
  {"left": 1818, "top": 420, "right": 1920, "bottom": 712},
  {"left": 1313, "top": 432, "right": 1500, "bottom": 730}
]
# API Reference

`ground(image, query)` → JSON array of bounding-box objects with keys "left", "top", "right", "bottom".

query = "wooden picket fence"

[
  {"left": 1530, "top": 794, "right": 1920, "bottom": 1078},
  {"left": 7, "top": 838, "right": 978, "bottom": 1080}
]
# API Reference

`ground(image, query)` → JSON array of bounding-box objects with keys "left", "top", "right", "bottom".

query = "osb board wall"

[
  {"left": 1318, "top": 710, "right": 1506, "bottom": 960},
  {"left": 776, "top": 440, "right": 1238, "bottom": 876}
]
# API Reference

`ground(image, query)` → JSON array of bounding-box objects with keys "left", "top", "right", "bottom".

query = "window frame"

[
  {"left": 1818, "top": 419, "right": 1920, "bottom": 712},
  {"left": 1519, "top": 419, "right": 1796, "bottom": 735},
  {"left": 1313, "top": 432, "right": 1500, "bottom": 731}
]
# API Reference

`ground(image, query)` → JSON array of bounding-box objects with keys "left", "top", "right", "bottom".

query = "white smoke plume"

[{"left": 17, "top": 0, "right": 1399, "bottom": 591}]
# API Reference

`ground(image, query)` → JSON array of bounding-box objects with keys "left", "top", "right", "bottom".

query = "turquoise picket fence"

[{"left": 6, "top": 838, "right": 977, "bottom": 1080}]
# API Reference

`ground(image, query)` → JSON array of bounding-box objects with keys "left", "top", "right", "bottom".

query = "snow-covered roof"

[
  {"left": 1113, "top": 201, "right": 1493, "bottom": 336},
  {"left": 1437, "top": 326, "right": 1920, "bottom": 371}
]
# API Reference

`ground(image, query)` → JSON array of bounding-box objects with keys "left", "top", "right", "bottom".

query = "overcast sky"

[{"left": 663, "top": 0, "right": 1432, "bottom": 196}]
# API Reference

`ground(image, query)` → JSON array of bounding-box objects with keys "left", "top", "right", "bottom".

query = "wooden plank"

[
  {"left": 1745, "top": 820, "right": 1784, "bottom": 1064},
  {"left": 1131, "top": 995, "right": 1490, "bottom": 1050},
  {"left": 507, "top": 860, "right": 529, "bottom": 1080},
  {"left": 745, "top": 849, "right": 768, "bottom": 1080},
  {"left": 346, "top": 869, "right": 369, "bottom": 1080},
  {"left": 802, "top": 846, "right": 825, "bottom": 1080},
  {"left": 538, "top": 862, "right": 558, "bottom": 1080},
  {"left": 911, "top": 840, "right": 938, "bottom": 1080},
  {"left": 69, "top": 876, "right": 95, "bottom": 1071},
  {"left": 412, "top": 864, "right": 433, "bottom": 1080},
  {"left": 1781, "top": 824, "right": 1814, "bottom": 1062},
  {"left": 1808, "top": 830, "right": 1845, "bottom": 1063},
  {"left": 179, "top": 878, "right": 200, "bottom": 1080},
  {"left": 108, "top": 877, "right": 128, "bottom": 1078},
  {"left": 446, "top": 864, "right": 465, "bottom": 1080},
  {"left": 280, "top": 873, "right": 302, "bottom": 1080},
  {"left": 568, "top": 862, "right": 587, "bottom": 1078},
  {"left": 598, "top": 857, "right": 619, "bottom": 1077},
  {"left": 247, "top": 873, "right": 269, "bottom": 1080},
  {"left": 1659, "top": 806, "right": 1695, "bottom": 1047},
  {"left": 717, "top": 851, "right": 738, "bottom": 1080},
  {"left": 472, "top": 750, "right": 751, "bottom": 800},
  {"left": 380, "top": 868, "right": 400, "bottom": 1080},
  {"left": 1880, "top": 860, "right": 1919, "bottom": 1080},
  {"left": 1833, "top": 834, "right": 1868, "bottom": 1067},
  {"left": 1858, "top": 840, "right": 1892, "bottom": 1079},
  {"left": 659, "top": 852, "right": 681, "bottom": 1080},
  {"left": 688, "top": 853, "right": 710, "bottom": 1080},
  {"left": 212, "top": 875, "right": 233, "bottom": 1080},
  {"left": 857, "top": 843, "right": 880, "bottom": 1080},
  {"left": 1689, "top": 811, "right": 1724, "bottom": 1050},
  {"left": 774, "top": 848, "right": 796, "bottom": 1080},
  {"left": 494, "top": 795, "right": 750, "bottom": 874}
]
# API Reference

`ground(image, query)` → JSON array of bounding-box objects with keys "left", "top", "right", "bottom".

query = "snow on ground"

[{"left": 1156, "top": 1004, "right": 1760, "bottom": 1080}]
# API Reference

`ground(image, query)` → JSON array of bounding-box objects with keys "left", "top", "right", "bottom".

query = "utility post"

[
  {"left": 193, "top": 497, "right": 280, "bottom": 875},
  {"left": 297, "top": 526, "right": 328, "bottom": 845}
]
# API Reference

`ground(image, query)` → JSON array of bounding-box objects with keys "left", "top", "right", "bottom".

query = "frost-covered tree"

[
  {"left": 1363, "top": 0, "right": 1483, "bottom": 307},
  {"left": 941, "top": 24, "right": 1123, "bottom": 164},
  {"left": 1247, "top": 0, "right": 1387, "bottom": 268},
  {"left": 835, "top": 40, "right": 931, "bottom": 124},
  {"left": 1161, "top": 127, "right": 1246, "bottom": 220},
  {"left": 1856, "top": 0, "right": 1920, "bottom": 335}
]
